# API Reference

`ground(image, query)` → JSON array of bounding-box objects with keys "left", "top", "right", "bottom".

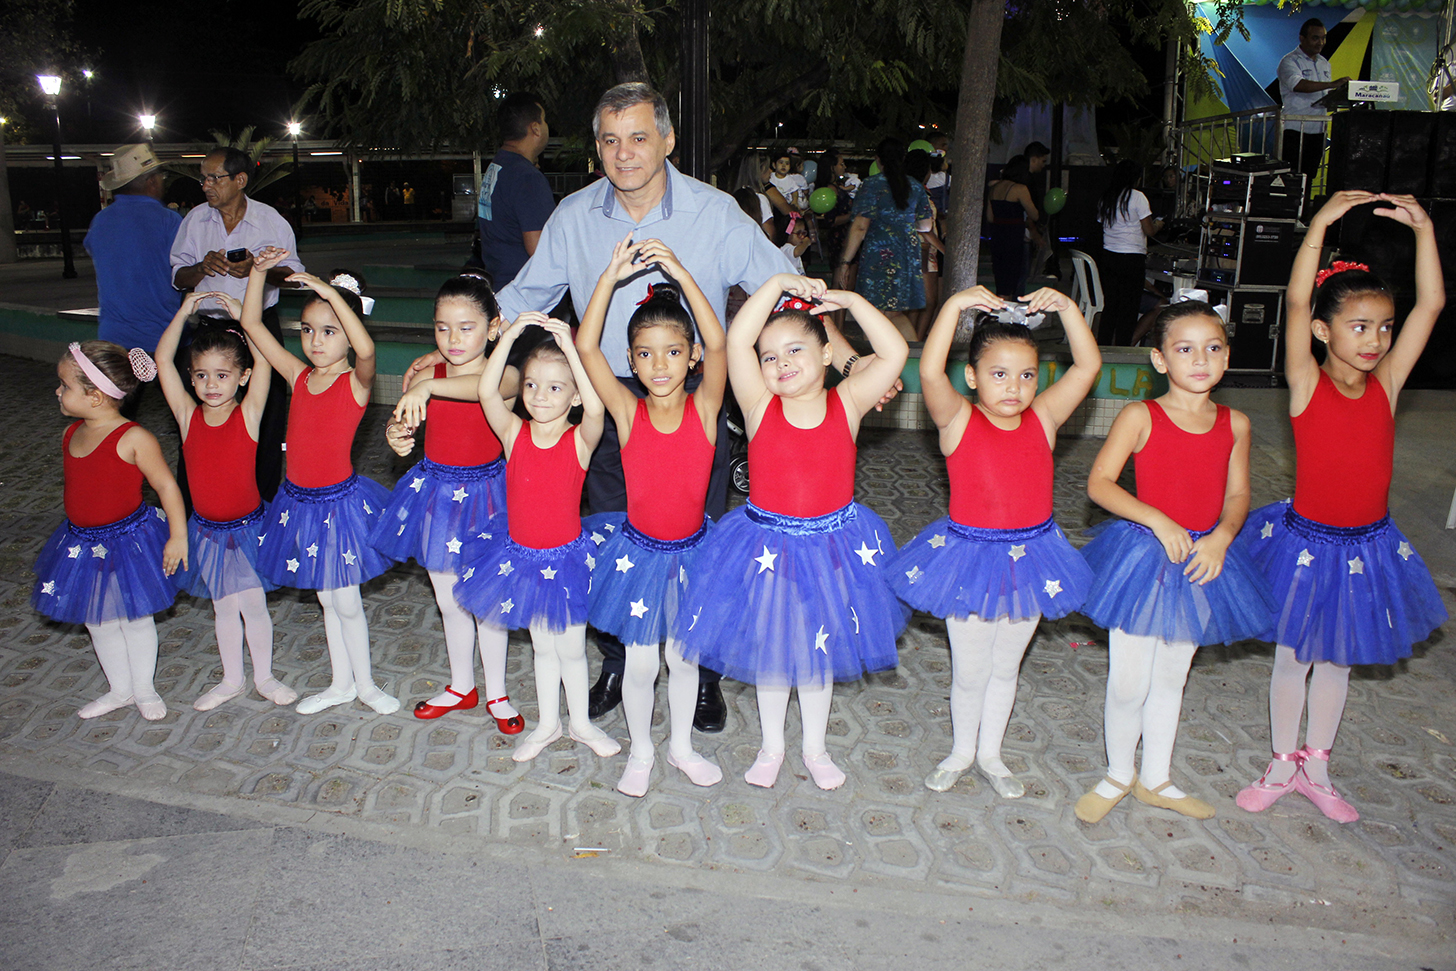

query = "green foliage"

[
  {"left": 161, "top": 127, "right": 297, "bottom": 194},
  {"left": 0, "top": 0, "right": 87, "bottom": 142}
]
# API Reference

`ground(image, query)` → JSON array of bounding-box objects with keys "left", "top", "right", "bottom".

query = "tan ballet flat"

[
  {"left": 1074, "top": 775, "right": 1134, "bottom": 823},
  {"left": 1134, "top": 779, "right": 1215, "bottom": 819}
]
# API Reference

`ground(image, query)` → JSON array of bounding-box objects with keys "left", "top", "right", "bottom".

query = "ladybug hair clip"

[
  {"left": 775, "top": 295, "right": 817, "bottom": 313},
  {"left": 1314, "top": 260, "right": 1370, "bottom": 287}
]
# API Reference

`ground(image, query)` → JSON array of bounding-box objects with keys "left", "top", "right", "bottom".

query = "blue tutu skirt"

[
  {"left": 257, "top": 475, "right": 395, "bottom": 590},
  {"left": 886, "top": 515, "right": 1091, "bottom": 621},
  {"left": 172, "top": 504, "right": 277, "bottom": 600},
  {"left": 32, "top": 504, "right": 178, "bottom": 625},
  {"left": 454, "top": 529, "right": 593, "bottom": 633},
  {"left": 368, "top": 456, "right": 506, "bottom": 573},
  {"left": 1240, "top": 501, "right": 1447, "bottom": 665},
  {"left": 678, "top": 502, "right": 909, "bottom": 688},
  {"left": 585, "top": 513, "right": 711, "bottom": 646},
  {"left": 1080, "top": 519, "right": 1275, "bottom": 646}
]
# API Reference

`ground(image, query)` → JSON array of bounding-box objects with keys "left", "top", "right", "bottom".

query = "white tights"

[
  {"left": 622, "top": 638, "right": 700, "bottom": 762},
  {"left": 755, "top": 680, "right": 834, "bottom": 759},
  {"left": 1095, "top": 630, "right": 1198, "bottom": 799},
  {"left": 518, "top": 622, "right": 592, "bottom": 744},
  {"left": 83, "top": 616, "right": 164, "bottom": 719},
  {"left": 296, "top": 585, "right": 400, "bottom": 714},
  {"left": 425, "top": 571, "right": 515, "bottom": 716},
  {"left": 211, "top": 587, "right": 276, "bottom": 689},
  {"left": 937, "top": 614, "right": 1039, "bottom": 778},
  {"left": 1264, "top": 645, "right": 1351, "bottom": 787}
]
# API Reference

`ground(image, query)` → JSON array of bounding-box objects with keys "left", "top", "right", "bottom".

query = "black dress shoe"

[
  {"left": 587, "top": 669, "right": 623, "bottom": 720},
  {"left": 693, "top": 680, "right": 726, "bottom": 733}
]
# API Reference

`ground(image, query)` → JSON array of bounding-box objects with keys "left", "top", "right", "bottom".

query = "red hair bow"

[
  {"left": 1314, "top": 260, "right": 1370, "bottom": 288},
  {"left": 636, "top": 284, "right": 657, "bottom": 306},
  {"left": 776, "top": 296, "right": 815, "bottom": 313}
]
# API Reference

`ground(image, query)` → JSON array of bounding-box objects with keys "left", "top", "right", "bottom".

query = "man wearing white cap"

[{"left": 84, "top": 144, "right": 182, "bottom": 354}]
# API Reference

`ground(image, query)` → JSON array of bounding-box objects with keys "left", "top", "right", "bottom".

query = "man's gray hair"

[{"left": 592, "top": 82, "right": 673, "bottom": 140}]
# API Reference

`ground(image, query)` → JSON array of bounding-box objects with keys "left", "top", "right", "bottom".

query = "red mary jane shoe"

[
  {"left": 413, "top": 686, "right": 479, "bottom": 719},
  {"left": 486, "top": 696, "right": 525, "bottom": 734}
]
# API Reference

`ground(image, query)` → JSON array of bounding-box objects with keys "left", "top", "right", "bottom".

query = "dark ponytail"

[{"left": 876, "top": 136, "right": 910, "bottom": 210}]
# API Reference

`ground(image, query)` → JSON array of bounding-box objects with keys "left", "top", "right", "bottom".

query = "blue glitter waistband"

[
  {"left": 69, "top": 504, "right": 155, "bottom": 540},
  {"left": 282, "top": 474, "right": 359, "bottom": 504},
  {"left": 745, "top": 501, "right": 856, "bottom": 535},
  {"left": 623, "top": 516, "right": 710, "bottom": 553},
  {"left": 503, "top": 529, "right": 590, "bottom": 561},
  {"left": 193, "top": 503, "right": 265, "bottom": 532},
  {"left": 1126, "top": 520, "right": 1215, "bottom": 541},
  {"left": 948, "top": 515, "right": 1058, "bottom": 543},
  {"left": 418, "top": 455, "right": 504, "bottom": 483},
  {"left": 1284, "top": 506, "right": 1391, "bottom": 545}
]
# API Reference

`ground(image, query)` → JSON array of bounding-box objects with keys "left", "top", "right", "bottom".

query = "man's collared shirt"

[
  {"left": 497, "top": 163, "right": 794, "bottom": 377},
  {"left": 1278, "top": 48, "right": 1334, "bottom": 133},
  {"left": 84, "top": 194, "right": 183, "bottom": 353},
  {"left": 169, "top": 197, "right": 303, "bottom": 307}
]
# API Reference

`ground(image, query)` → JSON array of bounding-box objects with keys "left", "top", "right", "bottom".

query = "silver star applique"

[
  {"left": 1008, "top": 544, "right": 1026, "bottom": 561},
  {"left": 814, "top": 625, "right": 829, "bottom": 653},
  {"left": 452, "top": 486, "right": 468, "bottom": 503},
  {"left": 1397, "top": 541, "right": 1413, "bottom": 561},
  {"left": 928, "top": 534, "right": 947, "bottom": 549},
  {"left": 855, "top": 542, "right": 877, "bottom": 566},
  {"left": 91, "top": 544, "right": 108, "bottom": 559},
  {"left": 410, "top": 477, "right": 425, "bottom": 493},
  {"left": 1260, "top": 521, "right": 1274, "bottom": 539},
  {"left": 1043, "top": 579, "right": 1062, "bottom": 598},
  {"left": 1297, "top": 549, "right": 1314, "bottom": 568},
  {"left": 446, "top": 537, "right": 462, "bottom": 554},
  {"left": 1348, "top": 556, "right": 1364, "bottom": 575},
  {"left": 306, "top": 542, "right": 319, "bottom": 558},
  {"left": 541, "top": 566, "right": 557, "bottom": 580},
  {"left": 499, "top": 598, "right": 514, "bottom": 614},
  {"left": 286, "top": 558, "right": 300, "bottom": 573},
  {"left": 615, "top": 554, "right": 635, "bottom": 574},
  {"left": 630, "top": 599, "right": 649, "bottom": 618},
  {"left": 754, "top": 547, "right": 777, "bottom": 574},
  {"left": 498, "top": 560, "right": 515, "bottom": 576},
  {"left": 342, "top": 550, "right": 357, "bottom": 565}
]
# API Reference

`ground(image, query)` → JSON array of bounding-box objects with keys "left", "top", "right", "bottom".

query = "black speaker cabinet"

[
  {"left": 1327, "top": 112, "right": 1391, "bottom": 193},
  {"left": 1433, "top": 113, "right": 1456, "bottom": 198},
  {"left": 1387, "top": 113, "right": 1436, "bottom": 196},
  {"left": 1327, "top": 110, "right": 1448, "bottom": 197},
  {"left": 1205, "top": 287, "right": 1284, "bottom": 372}
]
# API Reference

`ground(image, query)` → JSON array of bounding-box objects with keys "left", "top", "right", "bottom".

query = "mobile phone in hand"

[{"left": 226, "top": 248, "right": 248, "bottom": 263}]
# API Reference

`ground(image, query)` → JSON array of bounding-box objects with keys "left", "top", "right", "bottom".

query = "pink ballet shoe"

[
  {"left": 1295, "top": 746, "right": 1359, "bottom": 823},
  {"left": 569, "top": 724, "right": 622, "bottom": 757},
  {"left": 666, "top": 750, "right": 723, "bottom": 787},
  {"left": 616, "top": 755, "right": 654, "bottom": 797},
  {"left": 744, "top": 749, "right": 785, "bottom": 788},
  {"left": 1236, "top": 750, "right": 1303, "bottom": 813},
  {"left": 802, "top": 752, "right": 847, "bottom": 791},
  {"left": 512, "top": 724, "right": 563, "bottom": 762}
]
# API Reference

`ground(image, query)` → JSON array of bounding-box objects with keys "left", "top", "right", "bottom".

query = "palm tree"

[{"left": 162, "top": 126, "right": 295, "bottom": 192}]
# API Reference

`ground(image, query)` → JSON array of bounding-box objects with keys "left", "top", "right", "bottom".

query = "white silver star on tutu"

[
  {"left": 258, "top": 534, "right": 267, "bottom": 545},
  {"left": 324, "top": 514, "right": 333, "bottom": 528},
  {"left": 279, "top": 510, "right": 290, "bottom": 526},
  {"left": 585, "top": 554, "right": 596, "bottom": 570},
  {"left": 91, "top": 544, "right": 107, "bottom": 559},
  {"left": 630, "top": 599, "right": 649, "bottom": 618},
  {"left": 754, "top": 547, "right": 778, "bottom": 574},
  {"left": 452, "top": 486, "right": 469, "bottom": 503},
  {"left": 604, "top": 523, "right": 616, "bottom": 533},
  {"left": 1398, "top": 541, "right": 1414, "bottom": 560},
  {"left": 542, "top": 566, "right": 557, "bottom": 580},
  {"left": 343, "top": 550, "right": 357, "bottom": 565},
  {"left": 478, "top": 531, "right": 491, "bottom": 540},
  {"left": 41, "top": 580, "right": 55, "bottom": 595},
  {"left": 905, "top": 565, "right": 924, "bottom": 583},
  {"left": 1386, "top": 609, "right": 1394, "bottom": 629},
  {"left": 814, "top": 625, "right": 829, "bottom": 654},
  {"left": 446, "top": 537, "right": 462, "bottom": 554},
  {"left": 616, "top": 554, "right": 635, "bottom": 574},
  {"left": 1044, "top": 579, "right": 1062, "bottom": 598},
  {"left": 1348, "top": 556, "right": 1364, "bottom": 575},
  {"left": 397, "top": 525, "right": 406, "bottom": 536},
  {"left": 1009, "top": 544, "right": 1026, "bottom": 561},
  {"left": 855, "top": 542, "right": 878, "bottom": 566},
  {"left": 67, "top": 545, "right": 81, "bottom": 559},
  {"left": 679, "top": 566, "right": 687, "bottom": 584},
  {"left": 362, "top": 502, "right": 372, "bottom": 515},
  {"left": 1297, "top": 549, "right": 1314, "bottom": 568},
  {"left": 591, "top": 531, "right": 606, "bottom": 546},
  {"left": 287, "top": 558, "right": 300, "bottom": 573},
  {"left": 306, "top": 543, "right": 318, "bottom": 558},
  {"left": 155, "top": 508, "right": 166, "bottom": 521},
  {"left": 1260, "top": 521, "right": 1274, "bottom": 539},
  {"left": 462, "top": 567, "right": 474, "bottom": 580},
  {"left": 850, "top": 606, "right": 860, "bottom": 634},
  {"left": 928, "top": 534, "right": 946, "bottom": 549},
  {"left": 498, "top": 560, "right": 515, "bottom": 576},
  {"left": 689, "top": 608, "right": 701, "bottom": 631},
  {"left": 410, "top": 477, "right": 425, "bottom": 493},
  {"left": 500, "top": 598, "right": 514, "bottom": 614}
]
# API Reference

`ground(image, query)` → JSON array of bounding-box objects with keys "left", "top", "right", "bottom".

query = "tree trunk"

[
  {"left": 945, "top": 0, "right": 1005, "bottom": 300},
  {"left": 0, "top": 125, "right": 16, "bottom": 264},
  {"left": 610, "top": 16, "right": 650, "bottom": 83}
]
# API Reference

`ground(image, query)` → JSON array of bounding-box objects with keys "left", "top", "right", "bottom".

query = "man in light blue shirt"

[{"left": 1277, "top": 19, "right": 1347, "bottom": 199}]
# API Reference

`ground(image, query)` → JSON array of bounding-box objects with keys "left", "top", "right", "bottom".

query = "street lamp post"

[
  {"left": 287, "top": 121, "right": 302, "bottom": 229},
  {"left": 37, "top": 74, "right": 76, "bottom": 280},
  {"left": 140, "top": 114, "right": 156, "bottom": 142}
]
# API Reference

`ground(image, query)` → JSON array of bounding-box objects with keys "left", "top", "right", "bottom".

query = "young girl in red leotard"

[
  {"left": 156, "top": 290, "right": 296, "bottom": 711},
  {"left": 575, "top": 236, "right": 728, "bottom": 797},
  {"left": 679, "top": 274, "right": 909, "bottom": 791},
  {"left": 241, "top": 247, "right": 399, "bottom": 716},
  {"left": 1238, "top": 193, "right": 1446, "bottom": 824}
]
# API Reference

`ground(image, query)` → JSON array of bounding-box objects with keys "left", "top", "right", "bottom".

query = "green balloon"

[
  {"left": 869, "top": 160, "right": 881, "bottom": 177},
  {"left": 907, "top": 139, "right": 935, "bottom": 154},
  {"left": 1043, "top": 187, "right": 1067, "bottom": 215},
  {"left": 809, "top": 186, "right": 838, "bottom": 214}
]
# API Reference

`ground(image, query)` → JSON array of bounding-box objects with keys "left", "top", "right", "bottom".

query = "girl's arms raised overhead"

[
  {"left": 1284, "top": 191, "right": 1378, "bottom": 406},
  {"left": 119, "top": 426, "right": 188, "bottom": 575},
  {"left": 919, "top": 286, "right": 1004, "bottom": 433},
  {"left": 540, "top": 317, "right": 605, "bottom": 463},
  {"left": 1087, "top": 402, "right": 1195, "bottom": 566},
  {"left": 155, "top": 291, "right": 232, "bottom": 431},
  {"left": 817, "top": 290, "right": 909, "bottom": 427},
  {"left": 1371, "top": 195, "right": 1445, "bottom": 403},
  {"left": 1183, "top": 410, "right": 1252, "bottom": 585},
  {"left": 477, "top": 314, "right": 538, "bottom": 455},
  {"left": 288, "top": 270, "right": 376, "bottom": 402},
  {"left": 242, "top": 247, "right": 309, "bottom": 387},
  {"left": 1025, "top": 288, "right": 1102, "bottom": 436},
  {"left": 238, "top": 328, "right": 273, "bottom": 436},
  {"left": 727, "top": 273, "right": 826, "bottom": 429},
  {"left": 634, "top": 238, "right": 728, "bottom": 440},
  {"left": 577, "top": 234, "right": 648, "bottom": 430}
]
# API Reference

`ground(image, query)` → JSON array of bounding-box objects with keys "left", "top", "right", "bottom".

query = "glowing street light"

[
  {"left": 287, "top": 121, "right": 303, "bottom": 228},
  {"left": 36, "top": 74, "right": 76, "bottom": 279},
  {"left": 37, "top": 74, "right": 62, "bottom": 97},
  {"left": 82, "top": 68, "right": 94, "bottom": 80},
  {"left": 139, "top": 113, "right": 157, "bottom": 141}
]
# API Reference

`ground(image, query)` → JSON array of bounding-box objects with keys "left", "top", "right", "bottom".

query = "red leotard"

[
  {"left": 423, "top": 363, "right": 503, "bottom": 466},
  {"left": 949, "top": 407, "right": 1052, "bottom": 529},
  {"left": 1134, "top": 400, "right": 1232, "bottom": 532},
  {"left": 1292, "top": 370, "right": 1393, "bottom": 528},
  {"left": 748, "top": 388, "right": 854, "bottom": 517},
  {"left": 64, "top": 421, "right": 143, "bottom": 527},
  {"left": 184, "top": 407, "right": 261, "bottom": 521},
  {"left": 621, "top": 395, "right": 713, "bottom": 540},
  {"left": 285, "top": 369, "right": 365, "bottom": 488},
  {"left": 507, "top": 424, "right": 585, "bottom": 549}
]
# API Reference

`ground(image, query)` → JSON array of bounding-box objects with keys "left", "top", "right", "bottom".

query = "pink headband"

[{"left": 68, "top": 342, "right": 157, "bottom": 399}]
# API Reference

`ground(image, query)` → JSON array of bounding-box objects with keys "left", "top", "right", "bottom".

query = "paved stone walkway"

[{"left": 0, "top": 351, "right": 1452, "bottom": 952}]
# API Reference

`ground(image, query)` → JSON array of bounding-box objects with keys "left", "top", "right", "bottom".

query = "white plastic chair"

[{"left": 1067, "top": 248, "right": 1105, "bottom": 332}]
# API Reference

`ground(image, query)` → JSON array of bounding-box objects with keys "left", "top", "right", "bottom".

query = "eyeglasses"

[{"left": 199, "top": 172, "right": 236, "bottom": 186}]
